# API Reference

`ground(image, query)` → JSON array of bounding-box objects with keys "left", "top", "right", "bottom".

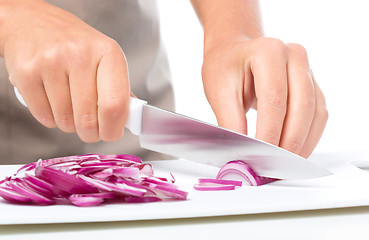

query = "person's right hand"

[{"left": 0, "top": 0, "right": 130, "bottom": 143}]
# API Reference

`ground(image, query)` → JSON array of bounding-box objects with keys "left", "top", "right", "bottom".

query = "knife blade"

[
  {"left": 126, "top": 97, "right": 331, "bottom": 180},
  {"left": 14, "top": 88, "right": 330, "bottom": 180}
]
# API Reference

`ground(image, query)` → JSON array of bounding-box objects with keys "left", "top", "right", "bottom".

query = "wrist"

[{"left": 202, "top": 19, "right": 264, "bottom": 55}]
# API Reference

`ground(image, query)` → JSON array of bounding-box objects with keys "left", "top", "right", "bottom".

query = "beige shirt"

[{"left": 0, "top": 0, "right": 174, "bottom": 164}]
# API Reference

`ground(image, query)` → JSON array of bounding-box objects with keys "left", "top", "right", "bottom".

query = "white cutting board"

[{"left": 0, "top": 151, "right": 369, "bottom": 225}]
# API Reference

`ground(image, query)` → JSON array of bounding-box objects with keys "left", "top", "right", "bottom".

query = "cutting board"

[{"left": 0, "top": 151, "right": 369, "bottom": 225}]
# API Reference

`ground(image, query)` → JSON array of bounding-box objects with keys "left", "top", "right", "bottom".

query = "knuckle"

[
  {"left": 99, "top": 98, "right": 126, "bottom": 120},
  {"left": 258, "top": 37, "right": 287, "bottom": 55},
  {"left": 259, "top": 129, "right": 280, "bottom": 144},
  {"left": 288, "top": 43, "right": 308, "bottom": 59},
  {"left": 77, "top": 113, "right": 98, "bottom": 132},
  {"left": 11, "top": 62, "right": 38, "bottom": 85},
  {"left": 56, "top": 114, "right": 75, "bottom": 132},
  {"left": 101, "top": 129, "right": 124, "bottom": 142},
  {"left": 283, "top": 139, "right": 304, "bottom": 153},
  {"left": 63, "top": 40, "right": 90, "bottom": 63},
  {"left": 39, "top": 46, "right": 65, "bottom": 67},
  {"left": 36, "top": 112, "right": 57, "bottom": 129},
  {"left": 100, "top": 39, "right": 121, "bottom": 53},
  {"left": 264, "top": 89, "right": 287, "bottom": 110}
]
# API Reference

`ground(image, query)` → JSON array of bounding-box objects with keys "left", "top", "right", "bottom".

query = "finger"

[
  {"left": 130, "top": 92, "right": 137, "bottom": 98},
  {"left": 42, "top": 69, "right": 75, "bottom": 133},
  {"left": 12, "top": 72, "right": 56, "bottom": 128},
  {"left": 279, "top": 44, "right": 315, "bottom": 155},
  {"left": 252, "top": 43, "right": 288, "bottom": 145},
  {"left": 299, "top": 77, "right": 328, "bottom": 158},
  {"left": 96, "top": 43, "right": 130, "bottom": 142},
  {"left": 203, "top": 68, "right": 248, "bottom": 135},
  {"left": 211, "top": 95, "right": 248, "bottom": 135},
  {"left": 69, "top": 57, "right": 99, "bottom": 143}
]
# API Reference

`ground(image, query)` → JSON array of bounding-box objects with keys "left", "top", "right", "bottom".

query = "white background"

[{"left": 158, "top": 0, "right": 369, "bottom": 154}]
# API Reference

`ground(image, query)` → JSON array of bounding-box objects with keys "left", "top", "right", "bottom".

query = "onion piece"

[
  {"left": 198, "top": 178, "right": 242, "bottom": 187},
  {"left": 125, "top": 196, "right": 161, "bottom": 203},
  {"left": 0, "top": 186, "right": 32, "bottom": 203},
  {"left": 216, "top": 160, "right": 278, "bottom": 186},
  {"left": 193, "top": 183, "right": 235, "bottom": 191},
  {"left": 194, "top": 160, "right": 278, "bottom": 191},
  {"left": 69, "top": 195, "right": 104, "bottom": 207},
  {"left": 0, "top": 154, "right": 187, "bottom": 206},
  {"left": 113, "top": 167, "right": 140, "bottom": 178},
  {"left": 36, "top": 166, "right": 97, "bottom": 195},
  {"left": 22, "top": 178, "right": 55, "bottom": 198},
  {"left": 8, "top": 180, "right": 54, "bottom": 205},
  {"left": 148, "top": 184, "right": 188, "bottom": 200}
]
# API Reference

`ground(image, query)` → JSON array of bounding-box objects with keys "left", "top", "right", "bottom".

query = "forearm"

[{"left": 190, "top": 0, "right": 264, "bottom": 50}]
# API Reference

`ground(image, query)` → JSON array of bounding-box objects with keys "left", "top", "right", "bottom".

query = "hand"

[
  {"left": 1, "top": 0, "right": 130, "bottom": 143},
  {"left": 201, "top": 37, "right": 328, "bottom": 158}
]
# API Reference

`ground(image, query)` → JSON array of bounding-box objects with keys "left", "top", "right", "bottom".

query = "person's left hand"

[{"left": 201, "top": 37, "right": 328, "bottom": 158}]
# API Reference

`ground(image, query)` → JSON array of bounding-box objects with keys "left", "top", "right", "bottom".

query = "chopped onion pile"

[
  {"left": 0, "top": 154, "right": 188, "bottom": 206},
  {"left": 194, "top": 160, "right": 278, "bottom": 191}
]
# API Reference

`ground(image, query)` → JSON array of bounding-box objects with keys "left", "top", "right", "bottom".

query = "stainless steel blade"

[{"left": 139, "top": 105, "right": 331, "bottom": 180}]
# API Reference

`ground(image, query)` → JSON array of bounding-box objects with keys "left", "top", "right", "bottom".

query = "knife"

[
  {"left": 14, "top": 88, "right": 330, "bottom": 180},
  {"left": 126, "top": 97, "right": 331, "bottom": 180}
]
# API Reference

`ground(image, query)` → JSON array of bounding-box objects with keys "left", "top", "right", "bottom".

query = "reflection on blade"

[{"left": 139, "top": 105, "right": 331, "bottom": 180}]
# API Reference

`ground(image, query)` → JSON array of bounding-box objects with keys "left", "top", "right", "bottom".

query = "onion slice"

[
  {"left": 0, "top": 186, "right": 32, "bottom": 203},
  {"left": 194, "top": 160, "right": 278, "bottom": 191},
  {"left": 193, "top": 183, "right": 235, "bottom": 191},
  {"left": 217, "top": 160, "right": 278, "bottom": 186},
  {"left": 198, "top": 178, "right": 242, "bottom": 187},
  {"left": 0, "top": 154, "right": 188, "bottom": 207}
]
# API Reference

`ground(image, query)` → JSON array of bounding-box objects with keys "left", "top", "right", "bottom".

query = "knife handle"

[
  {"left": 126, "top": 97, "right": 147, "bottom": 136},
  {"left": 14, "top": 87, "right": 147, "bottom": 136},
  {"left": 14, "top": 87, "right": 26, "bottom": 107}
]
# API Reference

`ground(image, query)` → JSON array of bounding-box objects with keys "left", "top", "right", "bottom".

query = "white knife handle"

[
  {"left": 14, "top": 87, "right": 27, "bottom": 107},
  {"left": 14, "top": 87, "right": 147, "bottom": 136},
  {"left": 126, "top": 97, "right": 147, "bottom": 135}
]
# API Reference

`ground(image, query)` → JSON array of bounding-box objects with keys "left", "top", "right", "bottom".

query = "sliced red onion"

[
  {"left": 22, "top": 178, "right": 56, "bottom": 198},
  {"left": 125, "top": 196, "right": 161, "bottom": 203},
  {"left": 0, "top": 186, "right": 32, "bottom": 203},
  {"left": 0, "top": 154, "right": 187, "bottom": 206},
  {"left": 112, "top": 167, "right": 140, "bottom": 178},
  {"left": 137, "top": 164, "right": 154, "bottom": 176},
  {"left": 90, "top": 169, "right": 114, "bottom": 180},
  {"left": 193, "top": 183, "right": 236, "bottom": 191},
  {"left": 80, "top": 175, "right": 146, "bottom": 197},
  {"left": 194, "top": 160, "right": 278, "bottom": 191},
  {"left": 143, "top": 176, "right": 179, "bottom": 189},
  {"left": 36, "top": 166, "right": 97, "bottom": 195},
  {"left": 24, "top": 174, "right": 57, "bottom": 193},
  {"left": 217, "top": 160, "right": 278, "bottom": 186},
  {"left": 198, "top": 178, "right": 242, "bottom": 187},
  {"left": 149, "top": 184, "right": 188, "bottom": 200},
  {"left": 8, "top": 180, "right": 54, "bottom": 205},
  {"left": 69, "top": 195, "right": 104, "bottom": 207},
  {"left": 101, "top": 154, "right": 142, "bottom": 164},
  {"left": 169, "top": 172, "right": 176, "bottom": 183}
]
